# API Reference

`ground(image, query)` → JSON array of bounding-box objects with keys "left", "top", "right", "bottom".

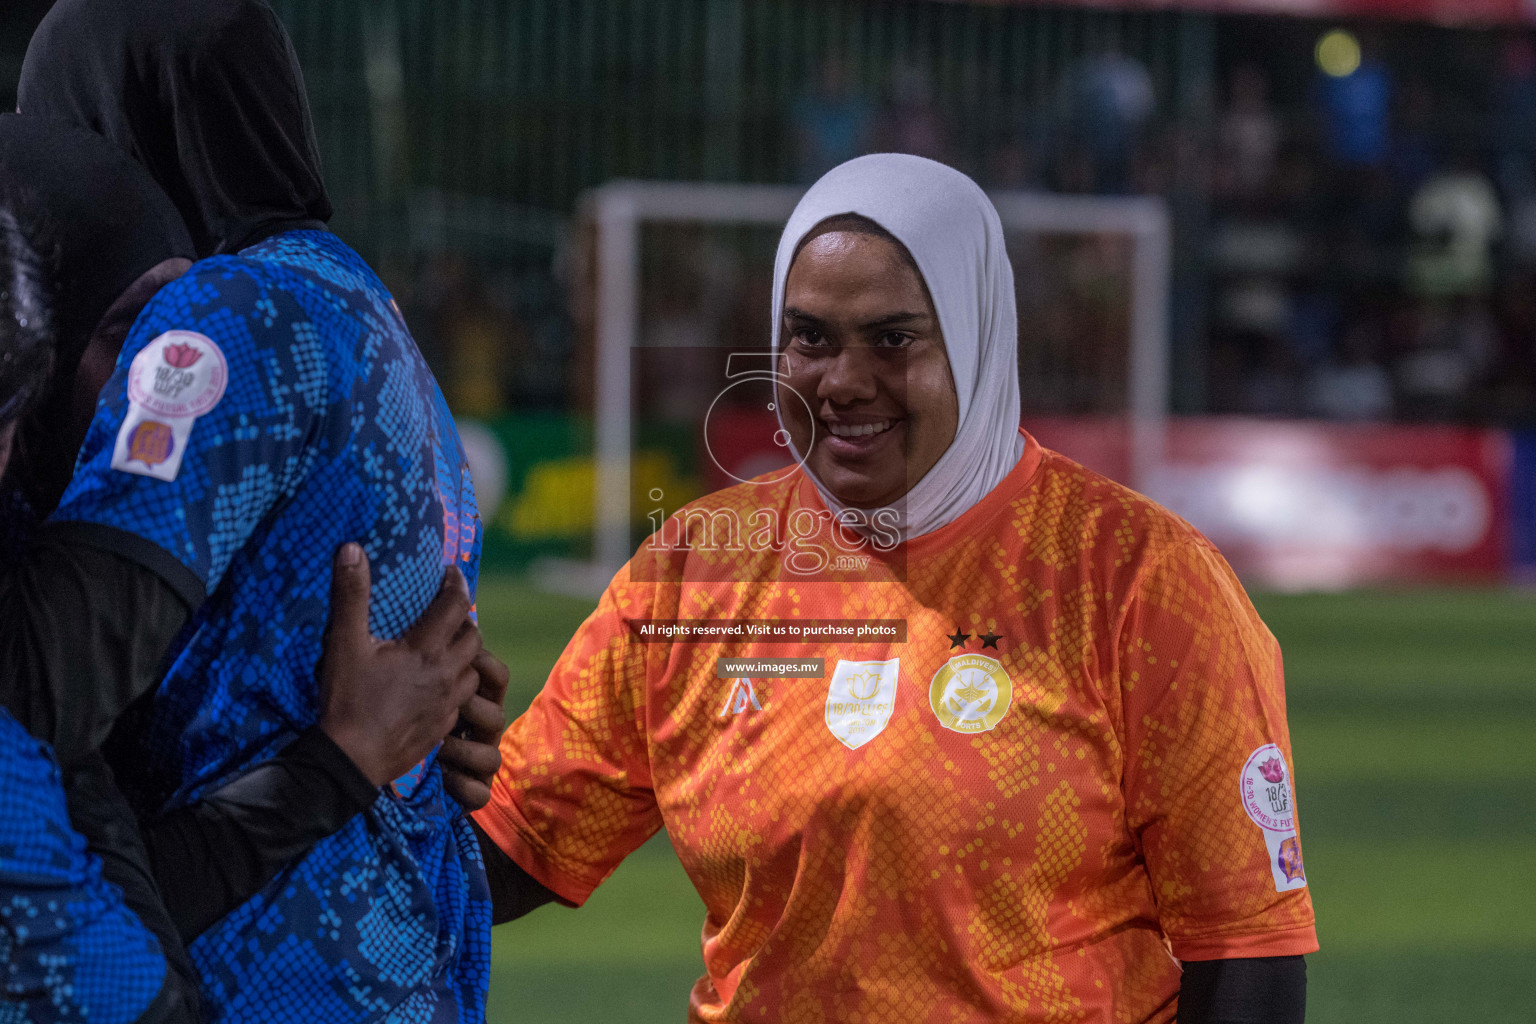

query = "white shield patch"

[{"left": 824, "top": 658, "right": 899, "bottom": 750}]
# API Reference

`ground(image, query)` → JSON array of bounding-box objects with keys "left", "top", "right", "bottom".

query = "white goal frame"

[{"left": 584, "top": 180, "right": 1172, "bottom": 574}]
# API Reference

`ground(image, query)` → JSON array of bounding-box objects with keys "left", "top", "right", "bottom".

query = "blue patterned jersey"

[
  {"left": 0, "top": 708, "right": 166, "bottom": 1023},
  {"left": 52, "top": 230, "right": 489, "bottom": 1024}
]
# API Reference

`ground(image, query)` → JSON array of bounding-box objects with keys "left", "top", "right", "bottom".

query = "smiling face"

[{"left": 777, "top": 226, "right": 959, "bottom": 509}]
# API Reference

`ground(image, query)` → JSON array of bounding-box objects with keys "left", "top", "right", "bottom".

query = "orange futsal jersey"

[{"left": 477, "top": 431, "right": 1317, "bottom": 1023}]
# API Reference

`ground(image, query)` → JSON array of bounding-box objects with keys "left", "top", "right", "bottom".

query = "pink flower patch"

[
  {"left": 1259, "top": 756, "right": 1286, "bottom": 784},
  {"left": 163, "top": 342, "right": 203, "bottom": 368}
]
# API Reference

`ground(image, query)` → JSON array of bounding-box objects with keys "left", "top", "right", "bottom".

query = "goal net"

[{"left": 571, "top": 180, "right": 1171, "bottom": 578}]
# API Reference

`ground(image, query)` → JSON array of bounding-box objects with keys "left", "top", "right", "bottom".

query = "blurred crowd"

[
  {"left": 1202, "top": 33, "right": 1536, "bottom": 426},
  {"left": 339, "top": 18, "right": 1536, "bottom": 430},
  {"left": 790, "top": 27, "right": 1536, "bottom": 427},
  {"left": 390, "top": 253, "right": 572, "bottom": 417}
]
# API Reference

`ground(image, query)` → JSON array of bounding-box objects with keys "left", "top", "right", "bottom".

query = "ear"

[
  {"left": 89, "top": 257, "right": 195, "bottom": 353},
  {"left": 72, "top": 257, "right": 194, "bottom": 417}
]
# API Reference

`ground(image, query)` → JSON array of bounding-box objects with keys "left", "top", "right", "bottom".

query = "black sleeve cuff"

[
  {"left": 1179, "top": 955, "right": 1307, "bottom": 1024},
  {"left": 286, "top": 725, "right": 379, "bottom": 816},
  {"left": 471, "top": 818, "right": 560, "bottom": 925},
  {"left": 42, "top": 521, "right": 205, "bottom": 610}
]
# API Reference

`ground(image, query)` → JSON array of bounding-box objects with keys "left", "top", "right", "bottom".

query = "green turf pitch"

[{"left": 474, "top": 578, "right": 1536, "bottom": 1022}]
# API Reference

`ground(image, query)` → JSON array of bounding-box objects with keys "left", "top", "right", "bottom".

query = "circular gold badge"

[{"left": 929, "top": 654, "right": 1013, "bottom": 734}]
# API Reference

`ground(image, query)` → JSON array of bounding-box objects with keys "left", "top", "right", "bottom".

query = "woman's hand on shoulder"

[
  {"left": 317, "top": 543, "right": 481, "bottom": 788},
  {"left": 440, "top": 647, "right": 509, "bottom": 810}
]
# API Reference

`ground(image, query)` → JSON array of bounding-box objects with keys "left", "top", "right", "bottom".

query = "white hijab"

[{"left": 771, "top": 153, "right": 1024, "bottom": 542}]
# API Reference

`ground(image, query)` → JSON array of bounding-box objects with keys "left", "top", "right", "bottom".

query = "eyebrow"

[
  {"left": 782, "top": 307, "right": 932, "bottom": 330},
  {"left": 859, "top": 311, "right": 931, "bottom": 330},
  {"left": 782, "top": 307, "right": 825, "bottom": 326}
]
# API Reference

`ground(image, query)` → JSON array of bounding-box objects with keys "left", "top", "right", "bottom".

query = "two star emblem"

[{"left": 947, "top": 628, "right": 1002, "bottom": 650}]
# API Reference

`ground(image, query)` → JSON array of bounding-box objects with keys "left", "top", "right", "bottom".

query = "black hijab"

[
  {"left": 0, "top": 113, "right": 196, "bottom": 515},
  {"left": 0, "top": 115, "right": 194, "bottom": 360},
  {"left": 0, "top": 205, "right": 54, "bottom": 428},
  {"left": 18, "top": 0, "right": 332, "bottom": 259}
]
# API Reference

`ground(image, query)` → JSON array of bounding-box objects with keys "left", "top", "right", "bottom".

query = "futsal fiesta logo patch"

[
  {"left": 1240, "top": 744, "right": 1296, "bottom": 834},
  {"left": 928, "top": 654, "right": 1013, "bottom": 734},
  {"left": 126, "top": 331, "right": 227, "bottom": 419},
  {"left": 1240, "top": 743, "right": 1308, "bottom": 893},
  {"left": 111, "top": 331, "right": 228, "bottom": 482},
  {"left": 125, "top": 421, "right": 175, "bottom": 468}
]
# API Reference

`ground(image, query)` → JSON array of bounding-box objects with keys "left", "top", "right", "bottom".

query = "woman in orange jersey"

[{"left": 472, "top": 154, "right": 1316, "bottom": 1023}]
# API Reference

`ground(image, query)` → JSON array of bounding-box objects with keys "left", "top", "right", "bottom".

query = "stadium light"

[{"left": 1316, "top": 29, "right": 1362, "bottom": 78}]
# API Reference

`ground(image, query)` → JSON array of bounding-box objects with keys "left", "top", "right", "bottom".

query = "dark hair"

[
  {"left": 792, "top": 213, "right": 923, "bottom": 279},
  {"left": 0, "top": 203, "right": 55, "bottom": 427}
]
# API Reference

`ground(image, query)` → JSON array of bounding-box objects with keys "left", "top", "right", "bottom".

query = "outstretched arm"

[
  {"left": 138, "top": 725, "right": 378, "bottom": 942},
  {"left": 470, "top": 559, "right": 667, "bottom": 919},
  {"left": 141, "top": 543, "right": 485, "bottom": 941},
  {"left": 0, "top": 520, "right": 501, "bottom": 944},
  {"left": 0, "top": 522, "right": 199, "bottom": 768}
]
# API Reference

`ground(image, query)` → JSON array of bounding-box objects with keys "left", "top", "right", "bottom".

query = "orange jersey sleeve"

[
  {"left": 1117, "top": 537, "right": 1318, "bottom": 961},
  {"left": 473, "top": 567, "right": 663, "bottom": 905}
]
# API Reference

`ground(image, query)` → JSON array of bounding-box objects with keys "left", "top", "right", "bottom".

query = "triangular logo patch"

[{"left": 719, "top": 678, "right": 764, "bottom": 716}]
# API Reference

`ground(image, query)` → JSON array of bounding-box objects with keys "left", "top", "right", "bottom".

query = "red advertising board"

[
  {"left": 703, "top": 413, "right": 1511, "bottom": 589},
  {"left": 949, "top": 0, "right": 1536, "bottom": 27},
  {"left": 1032, "top": 417, "right": 1511, "bottom": 589}
]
